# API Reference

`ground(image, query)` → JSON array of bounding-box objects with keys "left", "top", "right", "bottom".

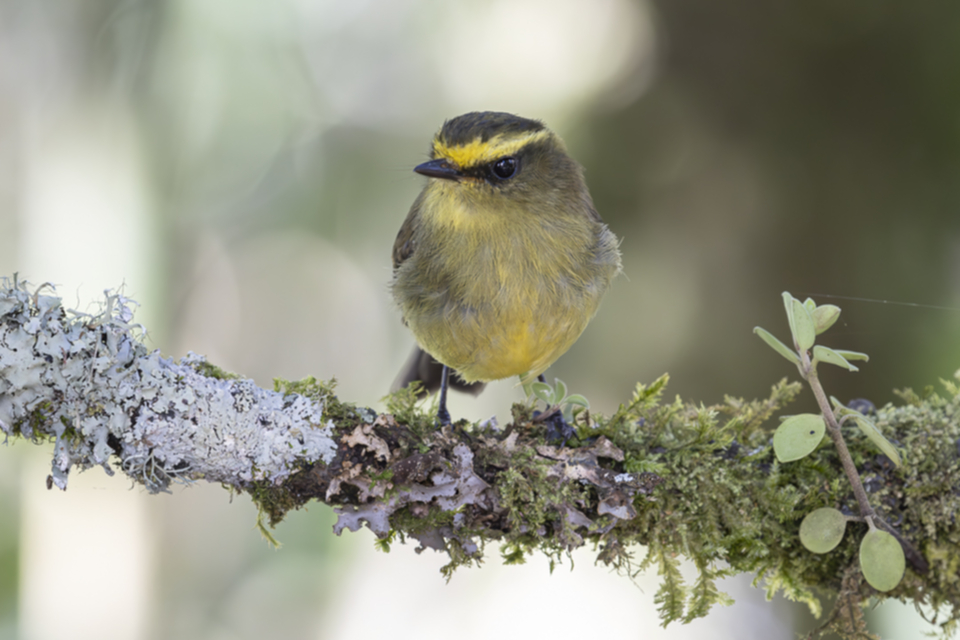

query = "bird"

[{"left": 390, "top": 111, "right": 621, "bottom": 431}]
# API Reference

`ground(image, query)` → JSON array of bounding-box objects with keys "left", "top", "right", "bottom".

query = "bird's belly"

[
  {"left": 467, "top": 317, "right": 577, "bottom": 382},
  {"left": 393, "top": 218, "right": 618, "bottom": 384},
  {"left": 411, "top": 294, "right": 590, "bottom": 384}
]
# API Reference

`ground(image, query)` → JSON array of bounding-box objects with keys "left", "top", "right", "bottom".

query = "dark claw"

[
  {"left": 847, "top": 398, "right": 876, "bottom": 415},
  {"left": 544, "top": 411, "right": 577, "bottom": 447},
  {"left": 534, "top": 375, "right": 578, "bottom": 445},
  {"left": 436, "top": 405, "right": 452, "bottom": 427}
]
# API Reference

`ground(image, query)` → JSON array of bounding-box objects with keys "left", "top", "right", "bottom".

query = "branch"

[
  {"left": 2, "top": 276, "right": 959, "bottom": 638},
  {"left": 0, "top": 277, "right": 337, "bottom": 493}
]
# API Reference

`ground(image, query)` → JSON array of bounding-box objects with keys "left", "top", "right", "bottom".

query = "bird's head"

[{"left": 415, "top": 112, "right": 587, "bottom": 215}]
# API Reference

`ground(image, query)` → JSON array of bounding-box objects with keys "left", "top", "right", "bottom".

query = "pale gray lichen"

[
  {"left": 0, "top": 277, "right": 337, "bottom": 492},
  {"left": 331, "top": 442, "right": 492, "bottom": 539}
]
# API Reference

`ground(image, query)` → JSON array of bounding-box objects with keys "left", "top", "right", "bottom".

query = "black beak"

[{"left": 414, "top": 158, "right": 463, "bottom": 181}]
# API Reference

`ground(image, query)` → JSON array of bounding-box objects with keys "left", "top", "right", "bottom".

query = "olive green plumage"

[{"left": 391, "top": 112, "right": 621, "bottom": 396}]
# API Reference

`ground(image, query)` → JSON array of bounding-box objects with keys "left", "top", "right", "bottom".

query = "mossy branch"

[{"left": 2, "top": 276, "right": 959, "bottom": 639}]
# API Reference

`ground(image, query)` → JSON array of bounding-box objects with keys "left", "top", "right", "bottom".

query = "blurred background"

[{"left": 1, "top": 0, "right": 959, "bottom": 638}]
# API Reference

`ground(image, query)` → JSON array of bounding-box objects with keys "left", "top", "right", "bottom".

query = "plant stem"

[
  {"left": 799, "top": 350, "right": 929, "bottom": 573},
  {"left": 799, "top": 351, "right": 876, "bottom": 523}
]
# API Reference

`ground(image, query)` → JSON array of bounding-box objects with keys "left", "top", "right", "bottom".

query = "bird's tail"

[{"left": 391, "top": 345, "right": 486, "bottom": 398}]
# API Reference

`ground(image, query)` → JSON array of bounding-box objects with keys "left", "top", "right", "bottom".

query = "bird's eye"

[{"left": 491, "top": 157, "right": 518, "bottom": 180}]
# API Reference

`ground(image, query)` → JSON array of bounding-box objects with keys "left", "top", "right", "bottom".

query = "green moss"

[
  {"left": 253, "top": 367, "right": 960, "bottom": 637},
  {"left": 248, "top": 478, "right": 303, "bottom": 529},
  {"left": 870, "top": 379, "right": 960, "bottom": 637},
  {"left": 440, "top": 537, "right": 484, "bottom": 580},
  {"left": 274, "top": 375, "right": 365, "bottom": 437},
  {"left": 363, "top": 374, "right": 807, "bottom": 613},
  {"left": 594, "top": 373, "right": 960, "bottom": 635},
  {"left": 373, "top": 529, "right": 399, "bottom": 553},
  {"left": 383, "top": 384, "right": 437, "bottom": 442},
  {"left": 368, "top": 468, "right": 395, "bottom": 490},
  {"left": 494, "top": 446, "right": 587, "bottom": 569},
  {"left": 275, "top": 375, "right": 341, "bottom": 414},
  {"left": 497, "top": 450, "right": 551, "bottom": 526},
  {"left": 500, "top": 542, "right": 527, "bottom": 565},
  {"left": 389, "top": 504, "right": 457, "bottom": 535},
  {"left": 561, "top": 377, "right": 815, "bottom": 624},
  {"left": 14, "top": 400, "right": 61, "bottom": 442},
  {"left": 187, "top": 359, "right": 242, "bottom": 380}
]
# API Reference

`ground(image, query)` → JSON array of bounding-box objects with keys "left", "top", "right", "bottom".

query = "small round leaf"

[
  {"left": 553, "top": 378, "right": 568, "bottom": 404},
  {"left": 773, "top": 414, "right": 826, "bottom": 462},
  {"left": 811, "top": 304, "right": 841, "bottom": 334},
  {"left": 860, "top": 529, "right": 906, "bottom": 592},
  {"left": 799, "top": 508, "right": 847, "bottom": 553},
  {"left": 531, "top": 382, "right": 554, "bottom": 404}
]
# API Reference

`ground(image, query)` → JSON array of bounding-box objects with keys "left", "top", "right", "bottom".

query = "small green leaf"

[
  {"left": 553, "top": 379, "right": 568, "bottom": 404},
  {"left": 811, "top": 304, "right": 841, "bottom": 334},
  {"left": 834, "top": 349, "right": 869, "bottom": 362},
  {"left": 803, "top": 297, "right": 817, "bottom": 313},
  {"left": 773, "top": 414, "right": 826, "bottom": 462},
  {"left": 851, "top": 415, "right": 902, "bottom": 467},
  {"left": 812, "top": 345, "right": 859, "bottom": 372},
  {"left": 521, "top": 378, "right": 534, "bottom": 397},
  {"left": 799, "top": 508, "right": 847, "bottom": 553},
  {"left": 860, "top": 529, "right": 905, "bottom": 592},
  {"left": 782, "top": 292, "right": 798, "bottom": 347},
  {"left": 531, "top": 382, "right": 554, "bottom": 405},
  {"left": 791, "top": 298, "right": 816, "bottom": 351},
  {"left": 564, "top": 394, "right": 590, "bottom": 409},
  {"left": 754, "top": 327, "right": 800, "bottom": 365}
]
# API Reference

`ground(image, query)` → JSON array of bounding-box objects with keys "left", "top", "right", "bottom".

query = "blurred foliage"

[{"left": 580, "top": 0, "right": 960, "bottom": 412}]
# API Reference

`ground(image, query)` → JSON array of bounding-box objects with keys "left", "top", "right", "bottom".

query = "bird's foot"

[
  {"left": 535, "top": 406, "right": 577, "bottom": 447},
  {"left": 435, "top": 364, "right": 452, "bottom": 426},
  {"left": 436, "top": 405, "right": 452, "bottom": 427}
]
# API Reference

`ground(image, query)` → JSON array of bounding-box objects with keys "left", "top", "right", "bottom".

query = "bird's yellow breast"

[{"left": 392, "top": 184, "right": 616, "bottom": 384}]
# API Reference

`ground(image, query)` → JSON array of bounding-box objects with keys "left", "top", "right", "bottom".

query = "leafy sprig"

[
  {"left": 754, "top": 292, "right": 917, "bottom": 592},
  {"left": 524, "top": 377, "right": 590, "bottom": 423}
]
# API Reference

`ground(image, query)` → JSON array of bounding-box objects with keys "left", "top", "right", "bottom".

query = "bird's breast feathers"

[{"left": 393, "top": 194, "right": 617, "bottom": 382}]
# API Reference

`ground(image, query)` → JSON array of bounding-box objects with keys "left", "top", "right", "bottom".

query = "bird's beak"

[{"left": 414, "top": 158, "right": 463, "bottom": 181}]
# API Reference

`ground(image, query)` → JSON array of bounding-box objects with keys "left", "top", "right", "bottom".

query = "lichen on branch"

[{"left": 0, "top": 276, "right": 338, "bottom": 492}]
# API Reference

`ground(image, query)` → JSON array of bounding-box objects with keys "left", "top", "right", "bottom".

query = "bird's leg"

[
  {"left": 536, "top": 374, "right": 576, "bottom": 447},
  {"left": 437, "top": 365, "right": 452, "bottom": 426}
]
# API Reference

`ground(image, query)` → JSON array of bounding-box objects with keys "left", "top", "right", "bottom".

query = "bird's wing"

[{"left": 392, "top": 193, "right": 423, "bottom": 271}]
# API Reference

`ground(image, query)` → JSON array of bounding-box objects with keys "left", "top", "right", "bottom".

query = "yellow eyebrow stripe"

[{"left": 433, "top": 130, "right": 553, "bottom": 169}]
